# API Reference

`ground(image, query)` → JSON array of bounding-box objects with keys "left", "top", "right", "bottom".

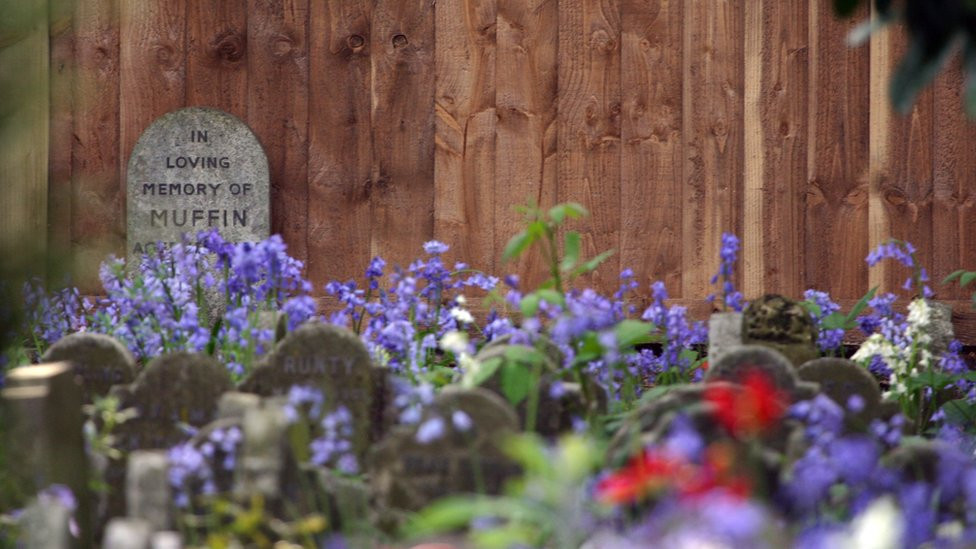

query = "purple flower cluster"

[
  {"left": 632, "top": 281, "right": 708, "bottom": 385},
  {"left": 708, "top": 233, "right": 745, "bottom": 312},
  {"left": 866, "top": 239, "right": 933, "bottom": 299},
  {"left": 803, "top": 289, "right": 844, "bottom": 352},
  {"left": 24, "top": 230, "right": 316, "bottom": 375},
  {"left": 284, "top": 385, "right": 359, "bottom": 474}
]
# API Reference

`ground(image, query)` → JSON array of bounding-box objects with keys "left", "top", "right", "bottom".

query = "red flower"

[
  {"left": 704, "top": 370, "right": 786, "bottom": 438},
  {"left": 596, "top": 450, "right": 688, "bottom": 504}
]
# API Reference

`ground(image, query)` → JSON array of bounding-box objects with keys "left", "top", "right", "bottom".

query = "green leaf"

[
  {"left": 906, "top": 371, "right": 954, "bottom": 392},
  {"left": 548, "top": 204, "right": 567, "bottom": 224},
  {"left": 890, "top": 37, "right": 957, "bottom": 114},
  {"left": 471, "top": 524, "right": 538, "bottom": 549},
  {"left": 503, "top": 345, "right": 546, "bottom": 366},
  {"left": 800, "top": 300, "right": 823, "bottom": 318},
  {"left": 504, "top": 434, "right": 550, "bottom": 474},
  {"left": 404, "top": 497, "right": 485, "bottom": 538},
  {"left": 961, "top": 272, "right": 976, "bottom": 288},
  {"left": 573, "top": 249, "right": 615, "bottom": 277},
  {"left": 820, "top": 312, "right": 848, "bottom": 331},
  {"left": 549, "top": 202, "right": 588, "bottom": 223},
  {"left": 561, "top": 231, "right": 581, "bottom": 273},
  {"left": 614, "top": 320, "right": 653, "bottom": 349},
  {"left": 843, "top": 286, "right": 879, "bottom": 329},
  {"left": 500, "top": 363, "right": 531, "bottom": 406},
  {"left": 466, "top": 357, "right": 503, "bottom": 388},
  {"left": 536, "top": 288, "right": 565, "bottom": 309},
  {"left": 502, "top": 230, "right": 532, "bottom": 262},
  {"left": 943, "top": 269, "right": 967, "bottom": 284},
  {"left": 941, "top": 399, "right": 976, "bottom": 428},
  {"left": 205, "top": 318, "right": 223, "bottom": 356},
  {"left": 520, "top": 293, "right": 542, "bottom": 317}
]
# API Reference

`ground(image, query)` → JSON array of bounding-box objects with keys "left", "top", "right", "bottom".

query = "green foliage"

[
  {"left": 837, "top": 0, "right": 976, "bottom": 116},
  {"left": 943, "top": 268, "right": 976, "bottom": 307},
  {"left": 405, "top": 434, "right": 605, "bottom": 549}
]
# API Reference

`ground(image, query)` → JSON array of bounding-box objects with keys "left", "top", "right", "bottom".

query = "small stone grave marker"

[
  {"left": 708, "top": 312, "right": 743, "bottom": 366},
  {"left": 369, "top": 387, "right": 521, "bottom": 513},
  {"left": 107, "top": 353, "right": 232, "bottom": 523},
  {"left": 41, "top": 332, "right": 136, "bottom": 403},
  {"left": 742, "top": 294, "right": 819, "bottom": 367},
  {"left": 238, "top": 322, "right": 374, "bottom": 458},
  {"left": 797, "top": 357, "right": 883, "bottom": 426},
  {"left": 126, "top": 451, "right": 171, "bottom": 532},
  {"left": 126, "top": 107, "right": 269, "bottom": 256}
]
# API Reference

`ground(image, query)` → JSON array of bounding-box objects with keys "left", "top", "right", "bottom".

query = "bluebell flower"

[
  {"left": 416, "top": 416, "right": 446, "bottom": 444},
  {"left": 423, "top": 240, "right": 449, "bottom": 255}
]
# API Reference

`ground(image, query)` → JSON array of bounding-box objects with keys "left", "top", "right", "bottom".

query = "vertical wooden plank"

[
  {"left": 73, "top": 0, "right": 119, "bottom": 291},
  {"left": 120, "top": 0, "right": 186, "bottom": 254},
  {"left": 0, "top": 3, "right": 49, "bottom": 264},
  {"left": 187, "top": 0, "right": 247, "bottom": 119},
  {"left": 307, "top": 1, "right": 372, "bottom": 287},
  {"left": 434, "top": 0, "right": 496, "bottom": 273},
  {"left": 248, "top": 0, "right": 309, "bottom": 263},
  {"left": 48, "top": 0, "right": 74, "bottom": 266},
  {"left": 558, "top": 0, "right": 621, "bottom": 290},
  {"left": 933, "top": 65, "right": 976, "bottom": 299},
  {"left": 743, "top": 0, "right": 807, "bottom": 298},
  {"left": 681, "top": 0, "right": 744, "bottom": 301},
  {"left": 871, "top": 24, "right": 934, "bottom": 297},
  {"left": 620, "top": 0, "right": 683, "bottom": 299},
  {"left": 495, "top": 0, "right": 558, "bottom": 287},
  {"left": 370, "top": 0, "right": 436, "bottom": 269},
  {"left": 805, "top": 0, "right": 869, "bottom": 300}
]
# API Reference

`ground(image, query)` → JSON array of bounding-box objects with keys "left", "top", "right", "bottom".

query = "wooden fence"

[{"left": 4, "top": 0, "right": 976, "bottom": 338}]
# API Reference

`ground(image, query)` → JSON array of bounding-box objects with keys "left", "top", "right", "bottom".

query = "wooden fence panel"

[
  {"left": 495, "top": 0, "right": 558, "bottom": 288},
  {"left": 433, "top": 0, "right": 496, "bottom": 274},
  {"left": 620, "top": 0, "right": 684, "bottom": 301},
  {"left": 681, "top": 0, "right": 744, "bottom": 300},
  {"left": 370, "top": 0, "right": 435, "bottom": 270},
  {"left": 247, "top": 0, "right": 309, "bottom": 264},
  {"left": 558, "top": 0, "right": 621, "bottom": 290},
  {"left": 30, "top": 0, "right": 976, "bottom": 338},
  {"left": 307, "top": 0, "right": 373, "bottom": 287},
  {"left": 805, "top": 0, "right": 870, "bottom": 300}
]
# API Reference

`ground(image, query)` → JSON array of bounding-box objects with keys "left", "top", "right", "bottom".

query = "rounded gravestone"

[
  {"left": 126, "top": 107, "right": 269, "bottom": 256},
  {"left": 705, "top": 344, "right": 799, "bottom": 395},
  {"left": 41, "top": 332, "right": 136, "bottom": 403},
  {"left": 797, "top": 357, "right": 883, "bottom": 426}
]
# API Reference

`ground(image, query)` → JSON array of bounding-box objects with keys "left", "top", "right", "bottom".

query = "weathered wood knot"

[
  {"left": 211, "top": 31, "right": 246, "bottom": 64},
  {"left": 392, "top": 34, "right": 408, "bottom": 48},
  {"left": 153, "top": 43, "right": 179, "bottom": 69},
  {"left": 590, "top": 30, "right": 615, "bottom": 53},
  {"left": 271, "top": 32, "right": 298, "bottom": 58},
  {"left": 347, "top": 34, "right": 365, "bottom": 49}
]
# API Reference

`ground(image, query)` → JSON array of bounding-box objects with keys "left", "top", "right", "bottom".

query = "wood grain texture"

[
  {"left": 805, "top": 0, "right": 869, "bottom": 300},
  {"left": 743, "top": 0, "right": 807, "bottom": 298},
  {"left": 495, "top": 0, "right": 558, "bottom": 287},
  {"left": 558, "top": 0, "right": 621, "bottom": 290},
  {"left": 370, "top": 0, "right": 436, "bottom": 269},
  {"left": 307, "top": 0, "right": 372, "bottom": 287},
  {"left": 620, "top": 0, "right": 683, "bottom": 299},
  {"left": 933, "top": 64, "right": 976, "bottom": 300},
  {"left": 247, "top": 0, "right": 309, "bottom": 263},
  {"left": 119, "top": 0, "right": 186, "bottom": 249},
  {"left": 48, "top": 0, "right": 74, "bottom": 268},
  {"left": 871, "top": 26, "right": 933, "bottom": 296},
  {"left": 73, "top": 0, "right": 120, "bottom": 291},
  {"left": 434, "top": 0, "right": 496, "bottom": 273},
  {"left": 682, "top": 0, "right": 744, "bottom": 301},
  {"left": 187, "top": 0, "right": 247, "bottom": 118}
]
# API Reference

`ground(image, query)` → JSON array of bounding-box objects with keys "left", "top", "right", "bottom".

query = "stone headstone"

[
  {"left": 41, "top": 332, "right": 136, "bottom": 403},
  {"left": 239, "top": 322, "right": 374, "bottom": 458},
  {"left": 923, "top": 301, "right": 955, "bottom": 356},
  {"left": 216, "top": 392, "right": 261, "bottom": 420},
  {"left": 126, "top": 107, "right": 269, "bottom": 256},
  {"left": 708, "top": 312, "right": 743, "bottom": 366},
  {"left": 126, "top": 451, "right": 171, "bottom": 532},
  {"left": 742, "top": 294, "right": 820, "bottom": 367},
  {"left": 705, "top": 344, "right": 817, "bottom": 401},
  {"left": 107, "top": 353, "right": 232, "bottom": 523},
  {"left": 2, "top": 363, "right": 91, "bottom": 546},
  {"left": 150, "top": 531, "right": 182, "bottom": 549},
  {"left": 235, "top": 399, "right": 289, "bottom": 500},
  {"left": 19, "top": 496, "right": 72, "bottom": 549},
  {"left": 369, "top": 387, "right": 520, "bottom": 513},
  {"left": 102, "top": 517, "right": 151, "bottom": 549},
  {"left": 797, "top": 358, "right": 883, "bottom": 427}
]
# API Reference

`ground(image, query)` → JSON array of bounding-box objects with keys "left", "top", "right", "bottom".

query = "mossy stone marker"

[{"left": 127, "top": 107, "right": 269, "bottom": 255}]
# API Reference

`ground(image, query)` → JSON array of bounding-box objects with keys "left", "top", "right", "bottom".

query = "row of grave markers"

[{"left": 4, "top": 294, "right": 957, "bottom": 546}]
